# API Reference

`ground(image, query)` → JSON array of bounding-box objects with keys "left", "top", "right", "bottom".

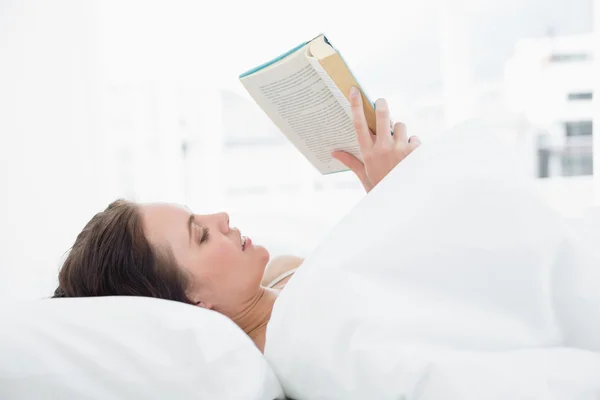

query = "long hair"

[{"left": 53, "top": 199, "right": 192, "bottom": 304}]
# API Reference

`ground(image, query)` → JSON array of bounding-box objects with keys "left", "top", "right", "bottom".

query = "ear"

[
  {"left": 186, "top": 288, "right": 212, "bottom": 310},
  {"left": 194, "top": 300, "right": 213, "bottom": 310}
]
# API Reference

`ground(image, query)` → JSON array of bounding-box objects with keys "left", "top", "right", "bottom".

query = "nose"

[
  {"left": 217, "top": 212, "right": 229, "bottom": 224},
  {"left": 216, "top": 212, "right": 230, "bottom": 232}
]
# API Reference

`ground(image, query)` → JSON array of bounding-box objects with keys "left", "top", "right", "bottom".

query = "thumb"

[{"left": 332, "top": 151, "right": 372, "bottom": 192}]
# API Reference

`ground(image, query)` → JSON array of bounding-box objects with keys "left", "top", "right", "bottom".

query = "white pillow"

[{"left": 0, "top": 296, "right": 284, "bottom": 400}]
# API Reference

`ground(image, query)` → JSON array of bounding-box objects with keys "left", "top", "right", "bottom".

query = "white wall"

[
  {"left": 534, "top": 177, "right": 595, "bottom": 217},
  {"left": 594, "top": 0, "right": 600, "bottom": 204},
  {"left": 505, "top": 35, "right": 594, "bottom": 127},
  {"left": 503, "top": 33, "right": 596, "bottom": 213},
  {"left": 0, "top": 1, "right": 110, "bottom": 299},
  {"left": 439, "top": 0, "right": 477, "bottom": 128},
  {"left": 1, "top": 0, "right": 595, "bottom": 300}
]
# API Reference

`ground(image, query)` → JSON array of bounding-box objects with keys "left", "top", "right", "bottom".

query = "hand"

[{"left": 332, "top": 87, "right": 421, "bottom": 193}]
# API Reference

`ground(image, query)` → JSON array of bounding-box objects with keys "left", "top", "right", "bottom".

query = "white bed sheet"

[{"left": 265, "top": 119, "right": 600, "bottom": 399}]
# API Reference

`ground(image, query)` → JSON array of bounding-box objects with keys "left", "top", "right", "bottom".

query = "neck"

[{"left": 222, "top": 286, "right": 278, "bottom": 352}]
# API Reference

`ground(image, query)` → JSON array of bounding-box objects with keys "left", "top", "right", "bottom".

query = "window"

[
  {"left": 536, "top": 130, "right": 594, "bottom": 178},
  {"left": 221, "top": 90, "right": 283, "bottom": 148},
  {"left": 549, "top": 53, "right": 591, "bottom": 63},
  {"left": 537, "top": 148, "right": 551, "bottom": 178},
  {"left": 565, "top": 121, "right": 593, "bottom": 137},
  {"left": 567, "top": 92, "right": 593, "bottom": 101},
  {"left": 561, "top": 148, "right": 593, "bottom": 177},
  {"left": 537, "top": 146, "right": 593, "bottom": 178},
  {"left": 223, "top": 137, "right": 285, "bottom": 148},
  {"left": 536, "top": 135, "right": 551, "bottom": 178}
]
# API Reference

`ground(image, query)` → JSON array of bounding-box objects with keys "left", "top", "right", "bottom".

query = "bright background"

[{"left": 1, "top": 0, "right": 598, "bottom": 299}]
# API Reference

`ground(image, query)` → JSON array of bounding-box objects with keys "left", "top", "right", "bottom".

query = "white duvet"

[{"left": 265, "top": 120, "right": 600, "bottom": 400}]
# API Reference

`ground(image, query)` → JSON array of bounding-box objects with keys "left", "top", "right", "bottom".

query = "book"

[{"left": 239, "top": 34, "right": 376, "bottom": 174}]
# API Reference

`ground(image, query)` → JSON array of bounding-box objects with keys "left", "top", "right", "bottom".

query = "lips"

[{"left": 242, "top": 236, "right": 252, "bottom": 251}]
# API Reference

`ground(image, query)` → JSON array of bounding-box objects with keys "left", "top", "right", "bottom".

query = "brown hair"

[{"left": 53, "top": 199, "right": 192, "bottom": 304}]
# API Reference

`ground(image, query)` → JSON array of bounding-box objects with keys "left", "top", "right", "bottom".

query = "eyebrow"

[{"left": 187, "top": 214, "right": 195, "bottom": 246}]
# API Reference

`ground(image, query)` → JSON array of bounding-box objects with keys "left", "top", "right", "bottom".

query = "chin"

[
  {"left": 252, "top": 245, "right": 271, "bottom": 267},
  {"left": 253, "top": 244, "right": 270, "bottom": 264}
]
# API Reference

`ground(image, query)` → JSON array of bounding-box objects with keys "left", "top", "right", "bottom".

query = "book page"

[{"left": 240, "top": 48, "right": 361, "bottom": 174}]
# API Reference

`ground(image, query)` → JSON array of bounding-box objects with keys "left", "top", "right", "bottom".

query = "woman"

[{"left": 53, "top": 87, "right": 421, "bottom": 352}]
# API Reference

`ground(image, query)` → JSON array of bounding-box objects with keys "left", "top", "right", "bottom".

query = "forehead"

[{"left": 139, "top": 203, "right": 190, "bottom": 251}]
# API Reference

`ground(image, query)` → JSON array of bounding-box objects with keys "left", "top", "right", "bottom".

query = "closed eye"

[{"left": 197, "top": 226, "right": 209, "bottom": 245}]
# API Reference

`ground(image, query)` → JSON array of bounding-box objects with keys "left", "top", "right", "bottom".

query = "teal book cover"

[{"left": 239, "top": 34, "right": 375, "bottom": 109}]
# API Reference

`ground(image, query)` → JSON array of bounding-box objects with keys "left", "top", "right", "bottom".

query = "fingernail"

[
  {"left": 375, "top": 98, "right": 387, "bottom": 111},
  {"left": 349, "top": 86, "right": 359, "bottom": 98}
]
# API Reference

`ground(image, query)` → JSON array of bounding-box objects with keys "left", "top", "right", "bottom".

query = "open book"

[{"left": 239, "top": 34, "right": 376, "bottom": 174}]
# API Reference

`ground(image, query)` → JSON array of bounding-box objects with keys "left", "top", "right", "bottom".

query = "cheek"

[
  {"left": 181, "top": 244, "right": 236, "bottom": 282},
  {"left": 207, "top": 241, "right": 243, "bottom": 274},
  {"left": 190, "top": 240, "right": 265, "bottom": 290}
]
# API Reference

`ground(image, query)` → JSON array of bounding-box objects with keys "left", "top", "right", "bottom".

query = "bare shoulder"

[{"left": 261, "top": 255, "right": 304, "bottom": 287}]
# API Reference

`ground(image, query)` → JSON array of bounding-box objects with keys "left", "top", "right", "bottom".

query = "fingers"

[
  {"left": 394, "top": 122, "right": 421, "bottom": 152},
  {"left": 393, "top": 122, "right": 407, "bottom": 143},
  {"left": 332, "top": 151, "right": 372, "bottom": 192},
  {"left": 349, "top": 87, "right": 373, "bottom": 152},
  {"left": 408, "top": 135, "right": 421, "bottom": 150},
  {"left": 375, "top": 98, "right": 393, "bottom": 147}
]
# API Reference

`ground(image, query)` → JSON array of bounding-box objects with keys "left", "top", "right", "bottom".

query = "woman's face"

[{"left": 139, "top": 203, "right": 270, "bottom": 312}]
